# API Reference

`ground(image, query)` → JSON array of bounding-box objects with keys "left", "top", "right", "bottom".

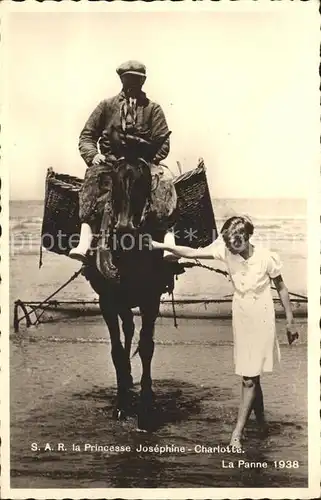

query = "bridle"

[
  {"left": 112, "top": 156, "right": 153, "bottom": 229},
  {"left": 137, "top": 158, "right": 153, "bottom": 227}
]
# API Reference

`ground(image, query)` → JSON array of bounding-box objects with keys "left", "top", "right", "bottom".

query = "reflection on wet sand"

[{"left": 10, "top": 327, "right": 307, "bottom": 488}]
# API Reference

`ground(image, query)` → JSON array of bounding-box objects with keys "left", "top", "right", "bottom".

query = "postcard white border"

[{"left": 1, "top": 0, "right": 320, "bottom": 499}]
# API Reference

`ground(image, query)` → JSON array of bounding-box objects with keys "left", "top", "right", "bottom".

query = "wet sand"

[
  {"left": 8, "top": 199, "right": 308, "bottom": 490},
  {"left": 10, "top": 317, "right": 307, "bottom": 489}
]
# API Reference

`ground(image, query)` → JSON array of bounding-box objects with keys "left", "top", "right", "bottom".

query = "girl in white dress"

[{"left": 149, "top": 215, "right": 298, "bottom": 448}]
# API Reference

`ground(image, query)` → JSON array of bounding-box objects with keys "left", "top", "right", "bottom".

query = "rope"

[
  {"left": 182, "top": 261, "right": 307, "bottom": 301},
  {"left": 171, "top": 291, "right": 178, "bottom": 328},
  {"left": 39, "top": 169, "right": 53, "bottom": 269},
  {"left": 15, "top": 267, "right": 84, "bottom": 326},
  {"left": 190, "top": 260, "right": 229, "bottom": 278}
]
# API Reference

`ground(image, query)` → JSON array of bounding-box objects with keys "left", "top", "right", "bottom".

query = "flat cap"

[{"left": 116, "top": 60, "right": 146, "bottom": 77}]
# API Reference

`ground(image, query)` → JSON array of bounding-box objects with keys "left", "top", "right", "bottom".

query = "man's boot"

[{"left": 69, "top": 223, "right": 93, "bottom": 262}]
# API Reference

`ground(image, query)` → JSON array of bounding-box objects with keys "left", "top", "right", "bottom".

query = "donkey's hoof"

[
  {"left": 140, "top": 389, "right": 155, "bottom": 406},
  {"left": 112, "top": 407, "right": 128, "bottom": 421},
  {"left": 137, "top": 390, "right": 156, "bottom": 431},
  {"left": 137, "top": 405, "right": 156, "bottom": 432},
  {"left": 127, "top": 375, "right": 134, "bottom": 389},
  {"left": 137, "top": 410, "right": 153, "bottom": 432}
]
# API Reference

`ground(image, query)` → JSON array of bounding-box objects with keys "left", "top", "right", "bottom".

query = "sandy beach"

[{"left": 10, "top": 316, "right": 307, "bottom": 489}]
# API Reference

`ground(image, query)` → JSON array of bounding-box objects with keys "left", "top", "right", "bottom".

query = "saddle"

[
  {"left": 92, "top": 162, "right": 178, "bottom": 285},
  {"left": 149, "top": 164, "right": 177, "bottom": 225},
  {"left": 94, "top": 163, "right": 177, "bottom": 229}
]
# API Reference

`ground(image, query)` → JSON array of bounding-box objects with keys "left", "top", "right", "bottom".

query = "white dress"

[{"left": 209, "top": 236, "right": 282, "bottom": 377}]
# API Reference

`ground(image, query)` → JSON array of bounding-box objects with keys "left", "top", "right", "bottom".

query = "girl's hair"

[{"left": 220, "top": 216, "right": 254, "bottom": 241}]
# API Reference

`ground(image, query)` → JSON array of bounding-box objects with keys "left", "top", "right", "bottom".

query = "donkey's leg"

[
  {"left": 119, "top": 306, "right": 135, "bottom": 389},
  {"left": 99, "top": 294, "right": 130, "bottom": 417},
  {"left": 136, "top": 295, "right": 161, "bottom": 431},
  {"left": 138, "top": 295, "right": 160, "bottom": 398}
]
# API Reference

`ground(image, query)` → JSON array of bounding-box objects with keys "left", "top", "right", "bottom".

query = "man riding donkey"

[{"left": 69, "top": 60, "right": 178, "bottom": 266}]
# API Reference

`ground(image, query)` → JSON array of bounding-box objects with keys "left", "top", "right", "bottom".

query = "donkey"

[{"left": 82, "top": 133, "right": 178, "bottom": 429}]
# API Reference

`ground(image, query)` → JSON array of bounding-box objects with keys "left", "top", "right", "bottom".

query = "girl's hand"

[{"left": 286, "top": 320, "right": 299, "bottom": 345}]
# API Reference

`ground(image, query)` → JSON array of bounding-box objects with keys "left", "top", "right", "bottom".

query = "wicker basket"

[
  {"left": 40, "top": 160, "right": 217, "bottom": 257},
  {"left": 41, "top": 169, "right": 83, "bottom": 256},
  {"left": 173, "top": 159, "right": 217, "bottom": 248}
]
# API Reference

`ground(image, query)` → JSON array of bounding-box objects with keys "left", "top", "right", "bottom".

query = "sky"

[{"left": 3, "top": 6, "right": 319, "bottom": 200}]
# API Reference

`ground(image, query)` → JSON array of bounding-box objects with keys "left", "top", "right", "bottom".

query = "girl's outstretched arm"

[{"left": 150, "top": 240, "right": 214, "bottom": 260}]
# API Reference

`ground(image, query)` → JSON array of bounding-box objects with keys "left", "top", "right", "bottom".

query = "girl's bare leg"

[{"left": 230, "top": 376, "right": 258, "bottom": 447}]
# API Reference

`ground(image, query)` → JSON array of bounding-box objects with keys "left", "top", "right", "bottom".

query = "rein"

[
  {"left": 139, "top": 194, "right": 151, "bottom": 226},
  {"left": 113, "top": 156, "right": 154, "bottom": 228}
]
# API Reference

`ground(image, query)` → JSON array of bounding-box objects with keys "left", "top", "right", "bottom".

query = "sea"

[{"left": 9, "top": 197, "right": 307, "bottom": 305}]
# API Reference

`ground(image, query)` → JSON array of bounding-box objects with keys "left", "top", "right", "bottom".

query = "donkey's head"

[
  {"left": 109, "top": 129, "right": 171, "bottom": 233},
  {"left": 112, "top": 157, "right": 152, "bottom": 232}
]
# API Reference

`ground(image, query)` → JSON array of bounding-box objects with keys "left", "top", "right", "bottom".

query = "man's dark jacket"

[{"left": 79, "top": 91, "right": 170, "bottom": 166}]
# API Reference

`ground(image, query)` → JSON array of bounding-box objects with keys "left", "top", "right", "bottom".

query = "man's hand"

[{"left": 92, "top": 153, "right": 106, "bottom": 166}]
